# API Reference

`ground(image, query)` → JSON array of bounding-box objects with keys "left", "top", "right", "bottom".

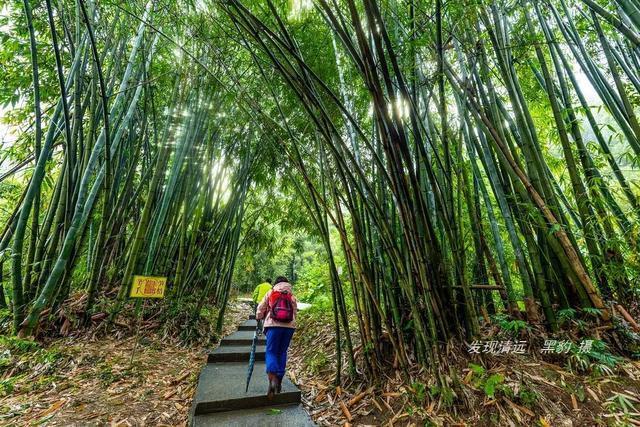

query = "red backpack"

[{"left": 268, "top": 290, "right": 294, "bottom": 322}]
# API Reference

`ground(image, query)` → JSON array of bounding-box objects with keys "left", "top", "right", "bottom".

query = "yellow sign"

[{"left": 130, "top": 275, "right": 166, "bottom": 298}]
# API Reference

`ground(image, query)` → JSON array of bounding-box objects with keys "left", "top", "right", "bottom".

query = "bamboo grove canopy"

[{"left": 1, "top": 0, "right": 639, "bottom": 376}]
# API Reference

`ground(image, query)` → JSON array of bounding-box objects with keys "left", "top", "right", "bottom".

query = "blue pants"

[{"left": 265, "top": 327, "right": 295, "bottom": 379}]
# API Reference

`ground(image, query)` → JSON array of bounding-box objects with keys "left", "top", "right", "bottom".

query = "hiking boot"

[{"left": 267, "top": 373, "right": 278, "bottom": 399}]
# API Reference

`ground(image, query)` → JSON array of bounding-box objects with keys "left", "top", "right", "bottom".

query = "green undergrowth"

[
  {"left": 0, "top": 335, "right": 67, "bottom": 397},
  {"left": 158, "top": 294, "right": 222, "bottom": 344},
  {"left": 294, "top": 307, "right": 334, "bottom": 374},
  {"left": 292, "top": 305, "right": 361, "bottom": 378},
  {"left": 493, "top": 309, "right": 630, "bottom": 376},
  {"left": 493, "top": 313, "right": 531, "bottom": 337},
  {"left": 291, "top": 305, "right": 640, "bottom": 425},
  {"left": 466, "top": 362, "right": 543, "bottom": 406},
  {"left": 0, "top": 308, "right": 11, "bottom": 335}
]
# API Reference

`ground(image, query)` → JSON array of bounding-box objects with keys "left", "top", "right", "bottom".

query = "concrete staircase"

[{"left": 190, "top": 318, "right": 314, "bottom": 426}]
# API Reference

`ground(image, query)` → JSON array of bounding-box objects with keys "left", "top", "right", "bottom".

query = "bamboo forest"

[{"left": 1, "top": 0, "right": 640, "bottom": 424}]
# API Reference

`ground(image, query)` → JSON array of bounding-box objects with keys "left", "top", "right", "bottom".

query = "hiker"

[
  {"left": 255, "top": 276, "right": 297, "bottom": 398},
  {"left": 252, "top": 278, "right": 272, "bottom": 312}
]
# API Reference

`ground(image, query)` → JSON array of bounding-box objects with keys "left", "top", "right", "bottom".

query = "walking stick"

[{"left": 245, "top": 318, "right": 263, "bottom": 392}]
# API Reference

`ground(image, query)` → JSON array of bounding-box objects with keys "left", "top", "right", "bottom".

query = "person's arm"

[{"left": 256, "top": 291, "right": 270, "bottom": 320}]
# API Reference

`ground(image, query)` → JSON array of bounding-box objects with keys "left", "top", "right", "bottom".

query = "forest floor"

[
  {"left": 3, "top": 299, "right": 640, "bottom": 426},
  {"left": 288, "top": 309, "right": 640, "bottom": 426},
  {"left": 0, "top": 300, "right": 252, "bottom": 426}
]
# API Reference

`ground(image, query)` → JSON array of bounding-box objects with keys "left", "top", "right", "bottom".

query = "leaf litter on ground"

[
  {"left": 287, "top": 310, "right": 640, "bottom": 426},
  {"left": 0, "top": 300, "right": 252, "bottom": 426}
]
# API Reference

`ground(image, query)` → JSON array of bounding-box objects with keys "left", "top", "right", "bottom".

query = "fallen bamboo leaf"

[
  {"left": 340, "top": 401, "right": 353, "bottom": 422},
  {"left": 172, "top": 371, "right": 190, "bottom": 385},
  {"left": 463, "top": 370, "right": 473, "bottom": 384},
  {"left": 381, "top": 397, "right": 394, "bottom": 414},
  {"left": 164, "top": 389, "right": 178, "bottom": 399},
  {"left": 504, "top": 397, "right": 534, "bottom": 417},
  {"left": 371, "top": 398, "right": 384, "bottom": 413},
  {"left": 92, "top": 312, "right": 107, "bottom": 321},
  {"left": 390, "top": 412, "right": 409, "bottom": 424},
  {"left": 37, "top": 399, "right": 66, "bottom": 418},
  {"left": 348, "top": 391, "right": 367, "bottom": 407},
  {"left": 624, "top": 389, "right": 640, "bottom": 399}
]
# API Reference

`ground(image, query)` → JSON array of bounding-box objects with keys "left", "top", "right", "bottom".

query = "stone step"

[
  {"left": 220, "top": 330, "right": 266, "bottom": 346},
  {"left": 207, "top": 345, "right": 265, "bottom": 363},
  {"left": 192, "top": 404, "right": 314, "bottom": 426},
  {"left": 238, "top": 319, "right": 258, "bottom": 331},
  {"left": 192, "top": 362, "right": 300, "bottom": 415}
]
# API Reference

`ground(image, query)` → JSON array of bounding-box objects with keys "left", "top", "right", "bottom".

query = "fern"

[{"left": 557, "top": 308, "right": 577, "bottom": 325}]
